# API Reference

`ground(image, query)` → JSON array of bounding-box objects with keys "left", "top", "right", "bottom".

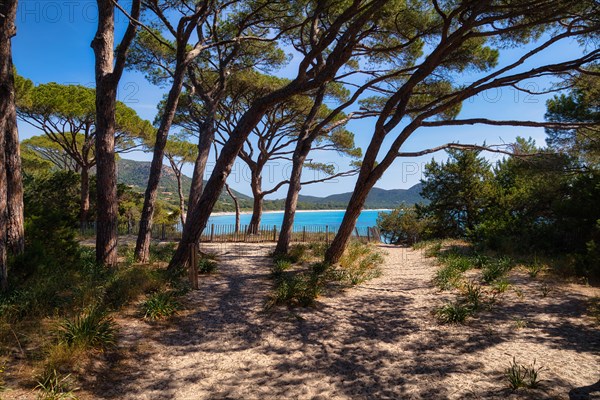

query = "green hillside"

[{"left": 117, "top": 158, "right": 424, "bottom": 211}]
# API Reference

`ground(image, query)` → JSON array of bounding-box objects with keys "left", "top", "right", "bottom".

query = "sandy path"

[{"left": 74, "top": 243, "right": 599, "bottom": 400}]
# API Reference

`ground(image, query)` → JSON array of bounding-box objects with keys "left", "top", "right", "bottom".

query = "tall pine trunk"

[
  {"left": 134, "top": 65, "right": 186, "bottom": 262},
  {"left": 92, "top": 1, "right": 119, "bottom": 266},
  {"left": 0, "top": 0, "right": 22, "bottom": 291},
  {"left": 5, "top": 76, "right": 23, "bottom": 255},
  {"left": 275, "top": 149, "right": 308, "bottom": 254}
]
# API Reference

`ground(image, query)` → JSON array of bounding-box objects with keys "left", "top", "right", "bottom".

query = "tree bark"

[
  {"left": 5, "top": 72, "right": 23, "bottom": 255},
  {"left": 134, "top": 64, "right": 186, "bottom": 262},
  {"left": 186, "top": 119, "right": 215, "bottom": 217},
  {"left": 274, "top": 148, "right": 309, "bottom": 254},
  {"left": 225, "top": 184, "right": 240, "bottom": 233},
  {"left": 80, "top": 166, "right": 90, "bottom": 229},
  {"left": 91, "top": 0, "right": 140, "bottom": 266},
  {"left": 248, "top": 171, "right": 263, "bottom": 234},
  {"left": 0, "top": 0, "right": 19, "bottom": 290}
]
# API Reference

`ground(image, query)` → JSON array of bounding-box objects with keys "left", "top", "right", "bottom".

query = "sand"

[{"left": 6, "top": 243, "right": 599, "bottom": 399}]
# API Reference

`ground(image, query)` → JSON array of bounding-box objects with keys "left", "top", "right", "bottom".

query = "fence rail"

[{"left": 80, "top": 222, "right": 382, "bottom": 244}]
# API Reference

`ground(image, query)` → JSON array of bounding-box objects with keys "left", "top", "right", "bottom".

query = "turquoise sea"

[{"left": 207, "top": 209, "right": 390, "bottom": 228}]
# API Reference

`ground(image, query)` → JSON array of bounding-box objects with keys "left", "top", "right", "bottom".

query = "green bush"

[
  {"left": 462, "top": 281, "right": 483, "bottom": 310},
  {"left": 58, "top": 307, "right": 116, "bottom": 350},
  {"left": 267, "top": 272, "right": 321, "bottom": 308},
  {"left": 142, "top": 291, "right": 181, "bottom": 320}
]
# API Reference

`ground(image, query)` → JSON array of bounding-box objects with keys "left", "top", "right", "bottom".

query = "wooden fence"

[{"left": 81, "top": 222, "right": 382, "bottom": 244}]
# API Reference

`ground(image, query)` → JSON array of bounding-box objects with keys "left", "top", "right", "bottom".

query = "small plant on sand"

[
  {"left": 462, "top": 281, "right": 483, "bottom": 310},
  {"left": 58, "top": 307, "right": 116, "bottom": 350},
  {"left": 482, "top": 257, "right": 513, "bottom": 283},
  {"left": 335, "top": 242, "right": 384, "bottom": 286},
  {"left": 142, "top": 291, "right": 181, "bottom": 320},
  {"left": 491, "top": 278, "right": 511, "bottom": 293},
  {"left": 588, "top": 297, "right": 600, "bottom": 324},
  {"left": 540, "top": 283, "right": 550, "bottom": 298},
  {"left": 36, "top": 369, "right": 78, "bottom": 400},
  {"left": 434, "top": 265, "right": 462, "bottom": 290},
  {"left": 513, "top": 318, "right": 528, "bottom": 330},
  {"left": 525, "top": 259, "right": 544, "bottom": 278},
  {"left": 435, "top": 301, "right": 472, "bottom": 324},
  {"left": 198, "top": 257, "right": 218, "bottom": 274},
  {"left": 505, "top": 357, "right": 543, "bottom": 390},
  {"left": 424, "top": 241, "right": 442, "bottom": 258},
  {"left": 271, "top": 259, "right": 292, "bottom": 279}
]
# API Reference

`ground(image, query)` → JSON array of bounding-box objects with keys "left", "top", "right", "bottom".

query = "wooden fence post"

[
  {"left": 355, "top": 227, "right": 360, "bottom": 240},
  {"left": 326, "top": 225, "right": 329, "bottom": 244},
  {"left": 367, "top": 227, "right": 371, "bottom": 242},
  {"left": 210, "top": 224, "right": 215, "bottom": 242},
  {"left": 272, "top": 225, "right": 277, "bottom": 241},
  {"left": 302, "top": 226, "right": 306, "bottom": 242}
]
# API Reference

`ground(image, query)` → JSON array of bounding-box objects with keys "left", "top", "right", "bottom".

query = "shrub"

[
  {"left": 424, "top": 241, "right": 442, "bottom": 258},
  {"left": 142, "top": 291, "right": 181, "bottom": 320},
  {"left": 57, "top": 307, "right": 116, "bottom": 350},
  {"left": 525, "top": 260, "right": 544, "bottom": 278},
  {"left": 149, "top": 243, "right": 177, "bottom": 263},
  {"left": 505, "top": 357, "right": 543, "bottom": 390},
  {"left": 267, "top": 272, "right": 321, "bottom": 309},
  {"left": 335, "top": 242, "right": 384, "bottom": 285},
  {"left": 102, "top": 266, "right": 164, "bottom": 310},
  {"left": 288, "top": 244, "right": 309, "bottom": 263},
  {"left": 435, "top": 301, "right": 471, "bottom": 324},
  {"left": 197, "top": 258, "right": 218, "bottom": 274}
]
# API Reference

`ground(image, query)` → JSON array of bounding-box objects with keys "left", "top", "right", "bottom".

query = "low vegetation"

[
  {"left": 267, "top": 242, "right": 384, "bottom": 309},
  {"left": 505, "top": 357, "right": 544, "bottom": 390}
]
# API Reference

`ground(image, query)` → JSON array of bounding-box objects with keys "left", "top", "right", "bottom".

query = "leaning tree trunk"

[
  {"left": 186, "top": 120, "right": 215, "bottom": 218},
  {"left": 168, "top": 102, "right": 272, "bottom": 269},
  {"left": 134, "top": 64, "right": 186, "bottom": 262},
  {"left": 80, "top": 166, "right": 90, "bottom": 229},
  {"left": 0, "top": 123, "right": 6, "bottom": 292},
  {"left": 324, "top": 181, "right": 372, "bottom": 264},
  {"left": 274, "top": 148, "right": 309, "bottom": 255},
  {"left": 247, "top": 172, "right": 263, "bottom": 234},
  {"left": 225, "top": 184, "right": 240, "bottom": 233},
  {"left": 176, "top": 170, "right": 185, "bottom": 227}
]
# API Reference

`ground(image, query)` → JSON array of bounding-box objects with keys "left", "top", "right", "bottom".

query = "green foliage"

[
  {"left": 491, "top": 278, "right": 511, "bottom": 293},
  {"left": 57, "top": 307, "right": 116, "bottom": 350},
  {"left": 505, "top": 357, "right": 544, "bottom": 390},
  {"left": 434, "top": 264, "right": 462, "bottom": 291},
  {"left": 268, "top": 272, "right": 322, "bottom": 309},
  {"left": 435, "top": 301, "right": 472, "bottom": 324},
  {"left": 588, "top": 297, "right": 600, "bottom": 325},
  {"left": 462, "top": 281, "right": 483, "bottom": 311},
  {"left": 142, "top": 291, "right": 181, "bottom": 320},
  {"left": 418, "top": 149, "right": 494, "bottom": 238},
  {"left": 377, "top": 206, "right": 428, "bottom": 245}
]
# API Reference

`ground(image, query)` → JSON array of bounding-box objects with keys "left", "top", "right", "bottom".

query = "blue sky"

[{"left": 12, "top": 1, "right": 585, "bottom": 198}]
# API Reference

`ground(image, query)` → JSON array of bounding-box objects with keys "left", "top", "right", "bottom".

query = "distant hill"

[
  {"left": 296, "top": 184, "right": 424, "bottom": 209},
  {"left": 117, "top": 158, "right": 424, "bottom": 211},
  {"left": 117, "top": 159, "right": 251, "bottom": 206}
]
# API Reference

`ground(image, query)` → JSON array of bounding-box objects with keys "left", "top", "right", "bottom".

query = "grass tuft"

[
  {"left": 505, "top": 357, "right": 543, "bottom": 390},
  {"left": 435, "top": 301, "right": 472, "bottom": 324},
  {"left": 142, "top": 291, "right": 181, "bottom": 320},
  {"left": 57, "top": 307, "right": 116, "bottom": 350}
]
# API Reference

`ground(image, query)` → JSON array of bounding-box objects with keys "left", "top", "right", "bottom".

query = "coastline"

[{"left": 209, "top": 208, "right": 392, "bottom": 217}]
